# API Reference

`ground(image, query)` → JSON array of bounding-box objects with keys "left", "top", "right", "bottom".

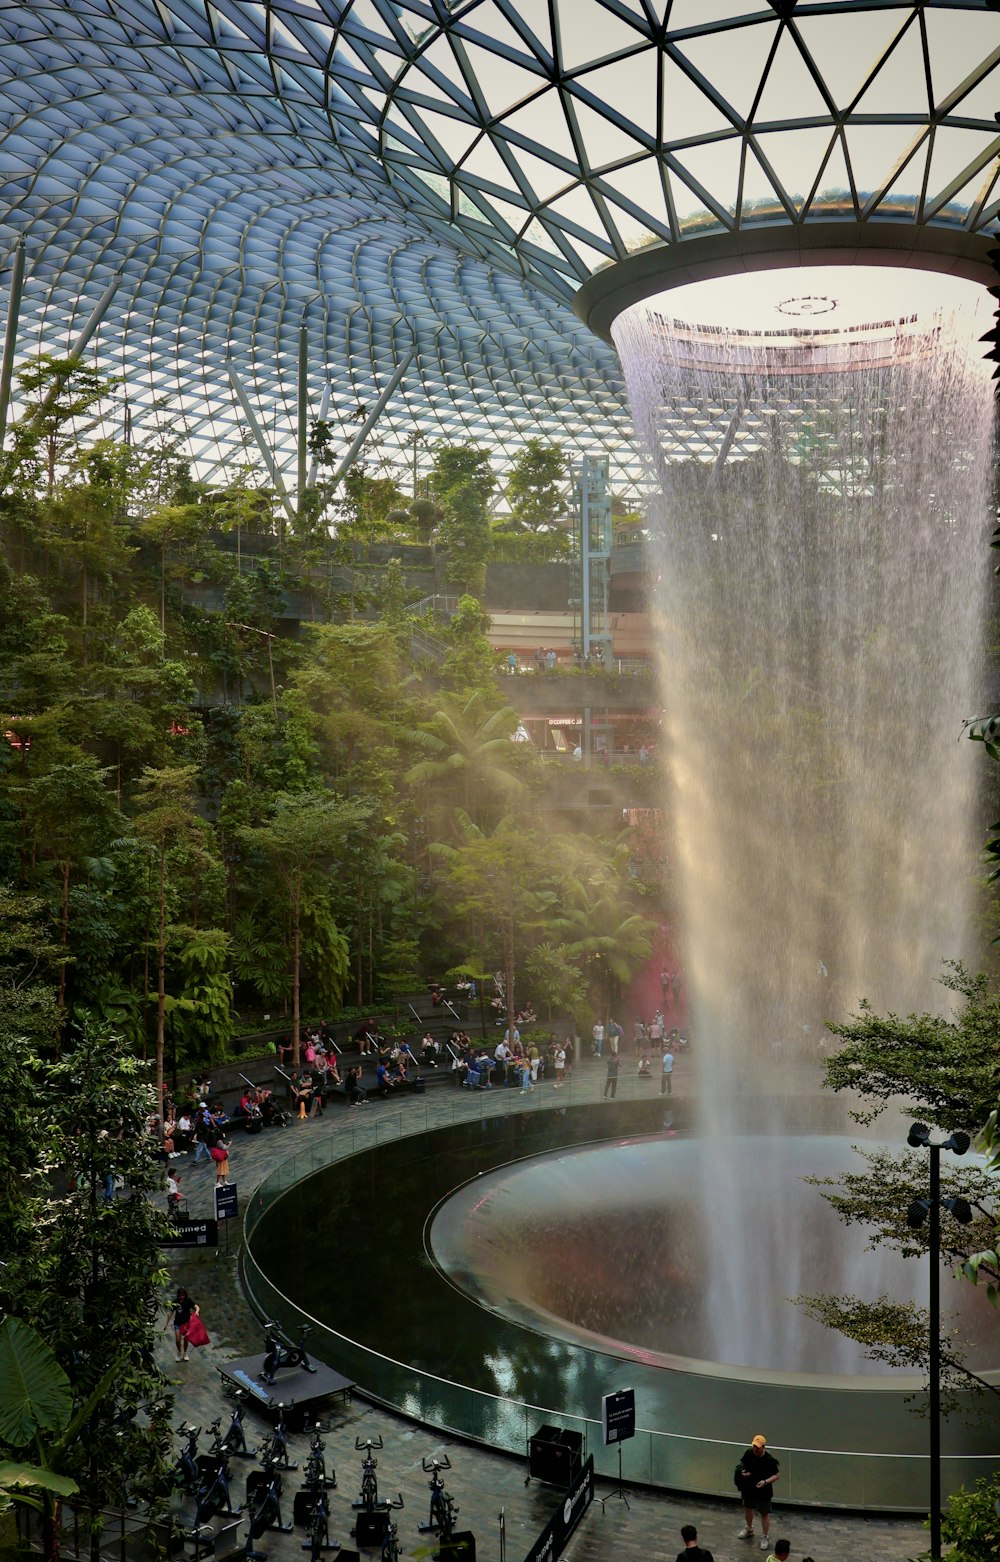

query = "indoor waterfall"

[{"left": 612, "top": 269, "right": 995, "bottom": 1370}]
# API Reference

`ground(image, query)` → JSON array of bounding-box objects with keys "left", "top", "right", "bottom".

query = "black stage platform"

[{"left": 218, "top": 1354, "right": 353, "bottom": 1430}]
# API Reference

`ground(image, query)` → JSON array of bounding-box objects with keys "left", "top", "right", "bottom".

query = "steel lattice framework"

[{"left": 0, "top": 0, "right": 998, "bottom": 491}]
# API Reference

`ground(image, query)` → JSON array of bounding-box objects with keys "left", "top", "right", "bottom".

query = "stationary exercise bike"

[
  {"left": 378, "top": 1495, "right": 404, "bottom": 1562},
  {"left": 263, "top": 1407, "right": 297, "bottom": 1471},
  {"left": 294, "top": 1430, "right": 340, "bottom": 1561},
  {"left": 243, "top": 1446, "right": 292, "bottom": 1562},
  {"left": 260, "top": 1321, "right": 316, "bottom": 1385},
  {"left": 352, "top": 1436, "right": 387, "bottom": 1511},
  {"left": 245, "top": 1441, "right": 292, "bottom": 1538},
  {"left": 418, "top": 1454, "right": 458, "bottom": 1543},
  {"left": 304, "top": 1422, "right": 335, "bottom": 1491},
  {"left": 219, "top": 1389, "right": 257, "bottom": 1458},
  {"left": 172, "top": 1424, "right": 202, "bottom": 1494}
]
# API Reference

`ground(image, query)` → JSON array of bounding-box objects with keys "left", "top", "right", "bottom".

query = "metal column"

[
  {"left": 66, "top": 271, "right": 124, "bottom": 360},
  {"left": 0, "top": 238, "right": 26, "bottom": 449},
  {"left": 35, "top": 270, "right": 125, "bottom": 421},
  {"left": 296, "top": 321, "right": 309, "bottom": 511},
  {"left": 328, "top": 346, "right": 414, "bottom": 491},
  {"left": 225, "top": 358, "right": 297, "bottom": 526}
]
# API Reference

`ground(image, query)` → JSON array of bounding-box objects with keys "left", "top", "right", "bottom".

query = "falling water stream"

[{"left": 612, "top": 269, "right": 995, "bottom": 1370}]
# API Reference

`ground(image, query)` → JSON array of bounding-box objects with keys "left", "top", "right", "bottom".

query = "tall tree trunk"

[
  {"left": 58, "top": 859, "right": 70, "bottom": 1014},
  {"left": 291, "top": 879, "right": 301, "bottom": 1067},
  {"left": 156, "top": 853, "right": 166, "bottom": 1135},
  {"left": 55, "top": 858, "right": 70, "bottom": 1051},
  {"left": 503, "top": 912, "right": 515, "bottom": 1037}
]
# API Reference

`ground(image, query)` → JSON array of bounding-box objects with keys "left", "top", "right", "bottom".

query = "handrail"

[{"left": 241, "top": 1094, "right": 999, "bottom": 1514}]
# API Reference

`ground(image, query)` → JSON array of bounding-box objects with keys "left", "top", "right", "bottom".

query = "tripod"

[{"left": 597, "top": 1444, "right": 629, "bottom": 1512}]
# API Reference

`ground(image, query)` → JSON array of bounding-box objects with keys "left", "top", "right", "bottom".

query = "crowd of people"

[{"left": 152, "top": 986, "right": 689, "bottom": 1215}]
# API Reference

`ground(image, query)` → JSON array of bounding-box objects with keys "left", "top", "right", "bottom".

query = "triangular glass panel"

[
  {"left": 793, "top": 10, "right": 909, "bottom": 116},
  {"left": 481, "top": 192, "right": 531, "bottom": 235},
  {"left": 401, "top": 63, "right": 464, "bottom": 110},
  {"left": 504, "top": 144, "right": 571, "bottom": 203},
  {"left": 462, "top": 39, "right": 547, "bottom": 116},
  {"left": 603, "top": 202, "right": 664, "bottom": 255},
  {"left": 923, "top": 10, "right": 1000, "bottom": 111},
  {"left": 739, "top": 146, "right": 787, "bottom": 224},
  {"left": 457, "top": 1, "right": 541, "bottom": 63},
  {"left": 521, "top": 216, "right": 565, "bottom": 256},
  {"left": 871, "top": 143, "right": 929, "bottom": 222},
  {"left": 419, "top": 107, "right": 482, "bottom": 166},
  {"left": 410, "top": 166, "right": 451, "bottom": 204},
  {"left": 502, "top": 0, "right": 553, "bottom": 59},
  {"left": 661, "top": 54, "right": 732, "bottom": 143},
  {"left": 547, "top": 180, "right": 611, "bottom": 237},
  {"left": 459, "top": 132, "right": 518, "bottom": 191},
  {"left": 752, "top": 28, "right": 830, "bottom": 126},
  {"left": 843, "top": 122, "right": 924, "bottom": 208},
  {"left": 944, "top": 59, "right": 1000, "bottom": 126},
  {"left": 673, "top": 18, "right": 778, "bottom": 122},
  {"left": 565, "top": 94, "right": 649, "bottom": 171},
  {"left": 850, "top": 17, "right": 929, "bottom": 118},
  {"left": 571, "top": 48, "right": 657, "bottom": 145},
  {"left": 600, "top": 157, "right": 672, "bottom": 234},
  {"left": 755, "top": 126, "right": 838, "bottom": 211},
  {"left": 503, "top": 88, "right": 577, "bottom": 162},
  {"left": 925, "top": 162, "right": 999, "bottom": 227},
  {"left": 561, "top": 236, "right": 617, "bottom": 276},
  {"left": 923, "top": 127, "right": 1000, "bottom": 216},
  {"left": 666, "top": 165, "right": 731, "bottom": 234},
  {"left": 975, "top": 168, "right": 1000, "bottom": 228},
  {"left": 335, "top": 30, "right": 382, "bottom": 80},
  {"left": 671, "top": 134, "right": 743, "bottom": 217},
  {"left": 553, "top": 0, "right": 646, "bottom": 75},
  {"left": 382, "top": 103, "right": 422, "bottom": 152}
]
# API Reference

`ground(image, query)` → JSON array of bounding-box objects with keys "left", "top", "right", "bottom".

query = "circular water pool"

[
  {"left": 243, "top": 1097, "right": 1000, "bottom": 1509},
  {"left": 427, "top": 1133, "right": 996, "bottom": 1376}
]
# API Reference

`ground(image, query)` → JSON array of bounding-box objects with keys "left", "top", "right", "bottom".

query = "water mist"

[{"left": 612, "top": 268, "right": 994, "bottom": 1371}]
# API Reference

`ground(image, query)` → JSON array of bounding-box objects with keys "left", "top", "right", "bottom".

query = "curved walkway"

[{"left": 159, "top": 1054, "right": 927, "bottom": 1561}]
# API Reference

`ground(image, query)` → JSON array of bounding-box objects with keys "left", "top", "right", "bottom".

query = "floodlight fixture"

[{"left": 906, "top": 1123, "right": 971, "bottom": 1154}]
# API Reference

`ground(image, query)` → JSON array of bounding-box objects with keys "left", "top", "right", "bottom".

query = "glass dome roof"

[{"left": 0, "top": 0, "right": 998, "bottom": 486}]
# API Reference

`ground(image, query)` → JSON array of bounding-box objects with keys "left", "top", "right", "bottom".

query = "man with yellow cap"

[{"left": 735, "top": 1433, "right": 780, "bottom": 1549}]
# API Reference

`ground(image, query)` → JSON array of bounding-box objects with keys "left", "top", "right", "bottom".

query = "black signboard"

[
  {"left": 161, "top": 1218, "right": 218, "bottom": 1249},
  {"left": 215, "top": 1183, "right": 239, "bottom": 1221},
  {"left": 602, "top": 1388, "right": 636, "bottom": 1446},
  {"left": 521, "top": 1454, "right": 594, "bottom": 1562}
]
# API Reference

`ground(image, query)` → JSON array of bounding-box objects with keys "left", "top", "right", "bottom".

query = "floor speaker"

[
  {"left": 292, "top": 1491, "right": 314, "bottom": 1526},
  {"left": 436, "top": 1532, "right": 476, "bottom": 1561},
  {"left": 354, "top": 1510, "right": 389, "bottom": 1547},
  {"left": 528, "top": 1425, "right": 583, "bottom": 1486}
]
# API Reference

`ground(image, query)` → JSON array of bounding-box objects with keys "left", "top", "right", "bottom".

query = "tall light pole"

[{"left": 905, "top": 1122, "right": 973, "bottom": 1560}]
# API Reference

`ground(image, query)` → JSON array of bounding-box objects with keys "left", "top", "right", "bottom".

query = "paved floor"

[{"left": 161, "top": 1055, "right": 928, "bottom": 1562}]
